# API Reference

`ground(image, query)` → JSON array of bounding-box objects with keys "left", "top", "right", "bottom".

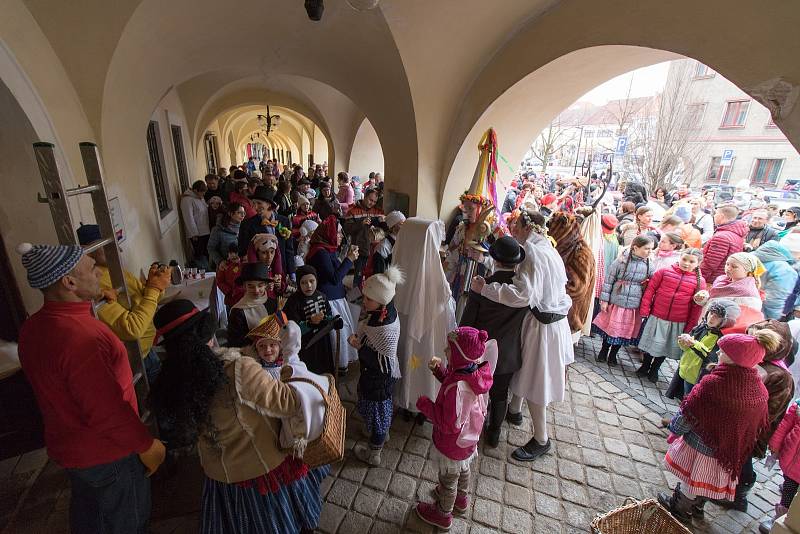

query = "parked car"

[{"left": 763, "top": 189, "right": 800, "bottom": 211}]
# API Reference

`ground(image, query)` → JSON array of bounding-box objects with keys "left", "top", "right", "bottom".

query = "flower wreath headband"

[{"left": 512, "top": 208, "right": 556, "bottom": 247}]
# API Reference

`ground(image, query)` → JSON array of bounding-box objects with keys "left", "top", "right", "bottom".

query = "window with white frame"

[
  {"left": 706, "top": 156, "right": 733, "bottom": 184},
  {"left": 693, "top": 62, "right": 715, "bottom": 79},
  {"left": 720, "top": 100, "right": 750, "bottom": 128}
]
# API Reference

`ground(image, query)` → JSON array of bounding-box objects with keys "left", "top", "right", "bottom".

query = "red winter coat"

[
  {"left": 700, "top": 220, "right": 748, "bottom": 283},
  {"left": 639, "top": 263, "right": 706, "bottom": 332}
]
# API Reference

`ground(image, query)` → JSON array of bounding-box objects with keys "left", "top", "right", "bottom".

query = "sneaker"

[
  {"left": 505, "top": 410, "right": 523, "bottom": 426},
  {"left": 353, "top": 444, "right": 381, "bottom": 467},
  {"left": 415, "top": 501, "right": 453, "bottom": 530},
  {"left": 511, "top": 438, "right": 551, "bottom": 462},
  {"left": 433, "top": 485, "right": 469, "bottom": 513}
]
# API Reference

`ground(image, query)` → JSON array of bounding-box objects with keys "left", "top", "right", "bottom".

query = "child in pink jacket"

[
  {"left": 763, "top": 400, "right": 800, "bottom": 531},
  {"left": 414, "top": 327, "right": 494, "bottom": 530}
]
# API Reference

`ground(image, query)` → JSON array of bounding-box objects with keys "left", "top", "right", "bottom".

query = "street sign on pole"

[
  {"left": 615, "top": 136, "right": 628, "bottom": 156},
  {"left": 720, "top": 149, "right": 734, "bottom": 167}
]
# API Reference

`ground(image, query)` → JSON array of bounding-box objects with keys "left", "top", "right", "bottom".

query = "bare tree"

[
  {"left": 628, "top": 60, "right": 706, "bottom": 194},
  {"left": 530, "top": 120, "right": 579, "bottom": 173}
]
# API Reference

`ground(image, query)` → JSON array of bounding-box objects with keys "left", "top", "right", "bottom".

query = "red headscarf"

[
  {"left": 306, "top": 215, "right": 340, "bottom": 261},
  {"left": 681, "top": 363, "right": 769, "bottom": 476},
  {"left": 245, "top": 237, "right": 286, "bottom": 295}
]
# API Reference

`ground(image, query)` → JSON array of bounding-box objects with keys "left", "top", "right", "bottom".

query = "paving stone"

[
  {"left": 506, "top": 463, "right": 532, "bottom": 488},
  {"left": 586, "top": 466, "right": 612, "bottom": 490},
  {"left": 629, "top": 443, "right": 658, "bottom": 465},
  {"left": 594, "top": 398, "right": 615, "bottom": 412},
  {"left": 583, "top": 448, "right": 609, "bottom": 468},
  {"left": 327, "top": 478, "right": 359, "bottom": 508},
  {"left": 501, "top": 506, "right": 533, "bottom": 534},
  {"left": 318, "top": 503, "right": 347, "bottom": 534},
  {"left": 396, "top": 453, "right": 425, "bottom": 478},
  {"left": 635, "top": 463, "right": 665, "bottom": 485},
  {"left": 578, "top": 431, "right": 603, "bottom": 450},
  {"left": 533, "top": 515, "right": 563, "bottom": 534},
  {"left": 534, "top": 491, "right": 562, "bottom": 518},
  {"left": 475, "top": 476, "right": 504, "bottom": 501},
  {"left": 470, "top": 526, "right": 498, "bottom": 534},
  {"left": 532, "top": 472, "right": 560, "bottom": 497},
  {"left": 554, "top": 426, "right": 580, "bottom": 444},
  {"left": 388, "top": 473, "right": 417, "bottom": 500},
  {"left": 478, "top": 456, "right": 505, "bottom": 479},
  {"left": 560, "top": 480, "right": 589, "bottom": 506},
  {"left": 503, "top": 483, "right": 532, "bottom": 510},
  {"left": 611, "top": 474, "right": 643, "bottom": 499},
  {"left": 403, "top": 437, "right": 430, "bottom": 457},
  {"left": 555, "top": 442, "right": 582, "bottom": 463},
  {"left": 563, "top": 502, "right": 592, "bottom": 527},
  {"left": 363, "top": 467, "right": 392, "bottom": 491},
  {"left": 376, "top": 497, "right": 409, "bottom": 524},
  {"left": 472, "top": 498, "right": 502, "bottom": 526},
  {"left": 353, "top": 487, "right": 383, "bottom": 517},
  {"left": 414, "top": 480, "right": 437, "bottom": 503},
  {"left": 339, "top": 511, "right": 373, "bottom": 533},
  {"left": 596, "top": 410, "right": 620, "bottom": 426},
  {"left": 420, "top": 459, "right": 439, "bottom": 483},
  {"left": 380, "top": 448, "right": 402, "bottom": 470},
  {"left": 603, "top": 436, "right": 629, "bottom": 457},
  {"left": 370, "top": 520, "right": 403, "bottom": 534},
  {"left": 339, "top": 460, "right": 369, "bottom": 483},
  {"left": 557, "top": 458, "right": 585, "bottom": 483}
]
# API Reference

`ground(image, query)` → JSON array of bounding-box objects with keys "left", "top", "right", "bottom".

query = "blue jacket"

[
  {"left": 307, "top": 250, "right": 353, "bottom": 301},
  {"left": 754, "top": 241, "right": 798, "bottom": 319}
]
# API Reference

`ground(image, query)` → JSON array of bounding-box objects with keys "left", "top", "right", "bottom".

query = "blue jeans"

[{"left": 66, "top": 454, "right": 151, "bottom": 534}]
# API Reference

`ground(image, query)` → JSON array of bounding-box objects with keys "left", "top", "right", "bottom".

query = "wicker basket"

[
  {"left": 591, "top": 498, "right": 692, "bottom": 534},
  {"left": 283, "top": 374, "right": 346, "bottom": 469}
]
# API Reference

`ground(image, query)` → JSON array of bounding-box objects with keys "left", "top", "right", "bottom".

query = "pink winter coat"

[
  {"left": 639, "top": 263, "right": 707, "bottom": 332},
  {"left": 700, "top": 220, "right": 748, "bottom": 284},
  {"left": 769, "top": 403, "right": 800, "bottom": 481},
  {"left": 416, "top": 362, "right": 493, "bottom": 461}
]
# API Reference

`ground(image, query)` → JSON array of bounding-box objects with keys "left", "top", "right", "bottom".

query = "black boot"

[
  {"left": 636, "top": 354, "right": 653, "bottom": 376},
  {"left": 511, "top": 437, "right": 551, "bottom": 462},
  {"left": 657, "top": 486, "right": 694, "bottom": 523},
  {"left": 505, "top": 409, "right": 523, "bottom": 426},
  {"left": 647, "top": 357, "right": 665, "bottom": 383},
  {"left": 607, "top": 345, "right": 620, "bottom": 367},
  {"left": 596, "top": 342, "right": 609, "bottom": 362},
  {"left": 485, "top": 399, "right": 507, "bottom": 448},
  {"left": 691, "top": 497, "right": 707, "bottom": 520},
  {"left": 712, "top": 480, "right": 754, "bottom": 512}
]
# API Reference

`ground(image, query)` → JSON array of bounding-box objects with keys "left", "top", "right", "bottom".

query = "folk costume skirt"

[
  {"left": 592, "top": 304, "right": 642, "bottom": 345},
  {"left": 200, "top": 458, "right": 330, "bottom": 534},
  {"left": 664, "top": 437, "right": 737, "bottom": 500},
  {"left": 637, "top": 316, "right": 685, "bottom": 360}
]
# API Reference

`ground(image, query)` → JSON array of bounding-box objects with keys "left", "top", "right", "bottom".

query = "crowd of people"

[{"left": 11, "top": 159, "right": 800, "bottom": 533}]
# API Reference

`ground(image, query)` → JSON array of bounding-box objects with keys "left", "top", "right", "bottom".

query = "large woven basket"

[
  {"left": 284, "top": 375, "right": 346, "bottom": 469},
  {"left": 591, "top": 498, "right": 692, "bottom": 534}
]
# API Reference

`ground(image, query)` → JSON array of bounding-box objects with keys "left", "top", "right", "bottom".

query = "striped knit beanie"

[{"left": 16, "top": 242, "right": 83, "bottom": 289}]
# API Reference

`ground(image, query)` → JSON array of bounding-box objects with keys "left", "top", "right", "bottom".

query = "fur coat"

[{"left": 548, "top": 212, "right": 596, "bottom": 333}]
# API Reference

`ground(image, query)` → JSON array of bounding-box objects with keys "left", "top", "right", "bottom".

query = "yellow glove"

[
  {"left": 138, "top": 438, "right": 166, "bottom": 477},
  {"left": 145, "top": 264, "right": 172, "bottom": 292}
]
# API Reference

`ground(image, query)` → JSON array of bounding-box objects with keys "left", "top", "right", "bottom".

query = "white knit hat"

[
  {"left": 16, "top": 242, "right": 83, "bottom": 289},
  {"left": 362, "top": 265, "right": 404, "bottom": 305},
  {"left": 385, "top": 211, "right": 406, "bottom": 229},
  {"left": 300, "top": 219, "right": 319, "bottom": 237}
]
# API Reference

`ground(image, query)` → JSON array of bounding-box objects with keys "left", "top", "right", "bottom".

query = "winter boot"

[
  {"left": 759, "top": 504, "right": 789, "bottom": 534},
  {"left": 712, "top": 480, "right": 754, "bottom": 512},
  {"left": 415, "top": 501, "right": 453, "bottom": 530},
  {"left": 434, "top": 485, "right": 469, "bottom": 513},
  {"left": 658, "top": 486, "right": 695, "bottom": 523},
  {"left": 691, "top": 497, "right": 707, "bottom": 520},
  {"left": 647, "top": 357, "right": 666, "bottom": 383},
  {"left": 636, "top": 354, "right": 653, "bottom": 376},
  {"left": 607, "top": 346, "right": 620, "bottom": 367},
  {"left": 354, "top": 444, "right": 382, "bottom": 467},
  {"left": 596, "top": 343, "right": 609, "bottom": 362},
  {"left": 485, "top": 399, "right": 507, "bottom": 448}
]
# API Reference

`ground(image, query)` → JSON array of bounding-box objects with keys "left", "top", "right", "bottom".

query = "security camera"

[{"left": 305, "top": 0, "right": 324, "bottom": 21}]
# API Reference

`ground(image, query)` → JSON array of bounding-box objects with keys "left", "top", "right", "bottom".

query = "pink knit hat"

[
  {"left": 717, "top": 333, "right": 765, "bottom": 368},
  {"left": 447, "top": 327, "right": 489, "bottom": 368}
]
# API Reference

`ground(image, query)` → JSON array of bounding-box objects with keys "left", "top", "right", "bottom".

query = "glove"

[
  {"left": 332, "top": 316, "right": 345, "bottom": 330},
  {"left": 146, "top": 264, "right": 172, "bottom": 292},
  {"left": 138, "top": 438, "right": 166, "bottom": 476}
]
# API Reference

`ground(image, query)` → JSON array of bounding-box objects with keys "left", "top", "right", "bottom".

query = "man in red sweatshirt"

[{"left": 16, "top": 242, "right": 165, "bottom": 533}]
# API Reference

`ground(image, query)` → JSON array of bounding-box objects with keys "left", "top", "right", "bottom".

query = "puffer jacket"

[
  {"left": 700, "top": 220, "right": 748, "bottom": 283},
  {"left": 600, "top": 252, "right": 655, "bottom": 309},
  {"left": 207, "top": 222, "right": 240, "bottom": 268},
  {"left": 640, "top": 264, "right": 706, "bottom": 332},
  {"left": 753, "top": 241, "right": 799, "bottom": 320},
  {"left": 768, "top": 402, "right": 800, "bottom": 481}
]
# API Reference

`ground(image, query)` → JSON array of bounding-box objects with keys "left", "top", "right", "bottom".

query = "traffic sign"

[
  {"left": 720, "top": 149, "right": 734, "bottom": 167},
  {"left": 615, "top": 136, "right": 628, "bottom": 156}
]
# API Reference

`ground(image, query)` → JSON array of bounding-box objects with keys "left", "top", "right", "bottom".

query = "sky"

[{"left": 576, "top": 61, "right": 671, "bottom": 105}]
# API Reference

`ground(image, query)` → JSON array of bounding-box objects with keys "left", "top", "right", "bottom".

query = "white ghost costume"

[{"left": 392, "top": 218, "right": 457, "bottom": 412}]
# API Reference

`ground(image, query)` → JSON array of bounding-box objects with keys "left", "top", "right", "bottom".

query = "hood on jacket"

[
  {"left": 753, "top": 240, "right": 795, "bottom": 264},
  {"left": 717, "top": 219, "right": 748, "bottom": 238},
  {"left": 458, "top": 362, "right": 493, "bottom": 395}
]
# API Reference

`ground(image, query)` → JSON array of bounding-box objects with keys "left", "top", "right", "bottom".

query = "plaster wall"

[{"left": 348, "top": 119, "right": 384, "bottom": 181}]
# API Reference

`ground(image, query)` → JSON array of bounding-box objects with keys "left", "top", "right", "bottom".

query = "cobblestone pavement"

[{"left": 0, "top": 335, "right": 784, "bottom": 533}]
